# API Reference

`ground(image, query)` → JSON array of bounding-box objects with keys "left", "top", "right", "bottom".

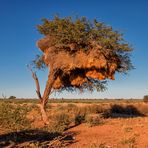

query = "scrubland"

[{"left": 0, "top": 98, "right": 148, "bottom": 148}]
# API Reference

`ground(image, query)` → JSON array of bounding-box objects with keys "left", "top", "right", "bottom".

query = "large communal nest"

[{"left": 37, "top": 36, "right": 121, "bottom": 90}]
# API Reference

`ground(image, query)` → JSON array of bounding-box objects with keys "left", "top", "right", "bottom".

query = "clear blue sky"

[{"left": 0, "top": 0, "right": 148, "bottom": 99}]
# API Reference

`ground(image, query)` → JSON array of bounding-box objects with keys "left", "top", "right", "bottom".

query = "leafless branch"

[{"left": 27, "top": 65, "right": 42, "bottom": 100}]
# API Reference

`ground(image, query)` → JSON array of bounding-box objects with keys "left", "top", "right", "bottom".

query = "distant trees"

[
  {"left": 143, "top": 95, "right": 148, "bottom": 103},
  {"left": 30, "top": 16, "right": 133, "bottom": 124},
  {"left": 1, "top": 93, "right": 16, "bottom": 99},
  {"left": 8, "top": 96, "right": 16, "bottom": 99}
]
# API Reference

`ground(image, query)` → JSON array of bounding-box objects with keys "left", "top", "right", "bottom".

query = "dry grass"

[{"left": 0, "top": 99, "right": 148, "bottom": 147}]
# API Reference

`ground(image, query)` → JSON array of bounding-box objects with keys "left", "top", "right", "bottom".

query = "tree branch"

[{"left": 27, "top": 65, "right": 42, "bottom": 101}]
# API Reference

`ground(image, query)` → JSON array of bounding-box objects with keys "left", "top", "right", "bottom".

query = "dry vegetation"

[{"left": 0, "top": 98, "right": 148, "bottom": 147}]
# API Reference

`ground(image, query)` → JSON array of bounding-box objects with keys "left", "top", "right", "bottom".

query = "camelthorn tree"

[{"left": 30, "top": 16, "right": 133, "bottom": 124}]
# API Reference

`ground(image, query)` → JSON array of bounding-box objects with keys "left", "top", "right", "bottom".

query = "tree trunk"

[
  {"left": 28, "top": 65, "right": 55, "bottom": 125},
  {"left": 39, "top": 71, "right": 55, "bottom": 124},
  {"left": 37, "top": 104, "right": 49, "bottom": 124}
]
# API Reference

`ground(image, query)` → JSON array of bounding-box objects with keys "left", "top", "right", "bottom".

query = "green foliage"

[
  {"left": 32, "top": 15, "right": 134, "bottom": 95},
  {"left": 0, "top": 102, "right": 31, "bottom": 131},
  {"left": 31, "top": 54, "right": 46, "bottom": 70},
  {"left": 36, "top": 15, "right": 133, "bottom": 76},
  {"left": 37, "top": 15, "right": 132, "bottom": 53}
]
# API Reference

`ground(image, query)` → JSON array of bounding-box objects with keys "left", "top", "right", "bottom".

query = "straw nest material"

[{"left": 37, "top": 37, "right": 121, "bottom": 89}]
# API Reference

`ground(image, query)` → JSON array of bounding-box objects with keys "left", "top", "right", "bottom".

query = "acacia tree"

[{"left": 30, "top": 16, "right": 133, "bottom": 124}]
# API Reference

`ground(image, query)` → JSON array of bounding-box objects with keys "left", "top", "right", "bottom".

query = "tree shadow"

[
  {"left": 0, "top": 129, "right": 77, "bottom": 147},
  {"left": 103, "top": 104, "right": 145, "bottom": 118}
]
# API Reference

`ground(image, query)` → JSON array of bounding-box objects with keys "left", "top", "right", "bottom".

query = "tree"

[
  {"left": 29, "top": 16, "right": 133, "bottom": 124},
  {"left": 9, "top": 96, "right": 16, "bottom": 99}
]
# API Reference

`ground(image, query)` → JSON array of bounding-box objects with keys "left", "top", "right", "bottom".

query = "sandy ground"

[
  {"left": 1, "top": 102, "right": 148, "bottom": 147},
  {"left": 2, "top": 117, "right": 148, "bottom": 148},
  {"left": 69, "top": 117, "right": 148, "bottom": 148}
]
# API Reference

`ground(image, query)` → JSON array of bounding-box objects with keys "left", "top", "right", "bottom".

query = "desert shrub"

[
  {"left": 90, "top": 104, "right": 105, "bottom": 113},
  {"left": 125, "top": 105, "right": 142, "bottom": 115},
  {"left": 73, "top": 105, "right": 104, "bottom": 115},
  {"left": 70, "top": 105, "right": 105, "bottom": 125},
  {"left": 73, "top": 105, "right": 97, "bottom": 116},
  {"left": 49, "top": 112, "right": 71, "bottom": 133},
  {"left": 143, "top": 95, "right": 148, "bottom": 103},
  {"left": 72, "top": 107, "right": 87, "bottom": 123},
  {"left": 74, "top": 114, "right": 85, "bottom": 125},
  {"left": 0, "top": 102, "right": 31, "bottom": 131},
  {"left": 101, "top": 109, "right": 112, "bottom": 118},
  {"left": 65, "top": 103, "right": 78, "bottom": 113},
  {"left": 85, "top": 114, "right": 102, "bottom": 127},
  {"left": 120, "top": 136, "right": 136, "bottom": 147},
  {"left": 112, "top": 104, "right": 142, "bottom": 115},
  {"left": 84, "top": 105, "right": 105, "bottom": 114}
]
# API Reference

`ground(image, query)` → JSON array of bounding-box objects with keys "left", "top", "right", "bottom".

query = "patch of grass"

[
  {"left": 51, "top": 104, "right": 106, "bottom": 127},
  {"left": 124, "top": 127, "right": 133, "bottom": 133},
  {"left": 48, "top": 112, "right": 71, "bottom": 133},
  {"left": 121, "top": 136, "right": 136, "bottom": 148},
  {"left": 85, "top": 114, "right": 103, "bottom": 127},
  {"left": 66, "top": 103, "right": 77, "bottom": 108},
  {"left": 0, "top": 102, "right": 31, "bottom": 131},
  {"left": 65, "top": 103, "right": 78, "bottom": 113},
  {"left": 56, "top": 104, "right": 65, "bottom": 111}
]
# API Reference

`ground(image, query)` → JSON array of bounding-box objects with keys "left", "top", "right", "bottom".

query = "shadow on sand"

[
  {"left": 0, "top": 129, "right": 76, "bottom": 147},
  {"left": 103, "top": 104, "right": 145, "bottom": 118}
]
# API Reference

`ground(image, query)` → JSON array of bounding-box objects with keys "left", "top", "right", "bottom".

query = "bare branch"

[
  {"left": 27, "top": 65, "right": 42, "bottom": 100},
  {"left": 2, "top": 93, "right": 7, "bottom": 99}
]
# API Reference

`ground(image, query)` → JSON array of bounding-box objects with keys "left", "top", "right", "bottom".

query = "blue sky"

[{"left": 0, "top": 0, "right": 148, "bottom": 99}]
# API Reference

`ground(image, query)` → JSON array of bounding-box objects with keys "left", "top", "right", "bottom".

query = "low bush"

[
  {"left": 74, "top": 114, "right": 85, "bottom": 125},
  {"left": 48, "top": 112, "right": 71, "bottom": 133},
  {"left": 85, "top": 114, "right": 102, "bottom": 127},
  {"left": 111, "top": 104, "right": 142, "bottom": 115},
  {"left": 65, "top": 103, "right": 78, "bottom": 113}
]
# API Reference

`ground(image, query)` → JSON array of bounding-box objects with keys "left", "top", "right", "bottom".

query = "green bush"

[
  {"left": 0, "top": 102, "right": 31, "bottom": 131},
  {"left": 143, "top": 95, "right": 148, "bottom": 103}
]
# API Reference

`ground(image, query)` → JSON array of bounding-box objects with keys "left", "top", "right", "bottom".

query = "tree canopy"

[{"left": 34, "top": 16, "right": 133, "bottom": 93}]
